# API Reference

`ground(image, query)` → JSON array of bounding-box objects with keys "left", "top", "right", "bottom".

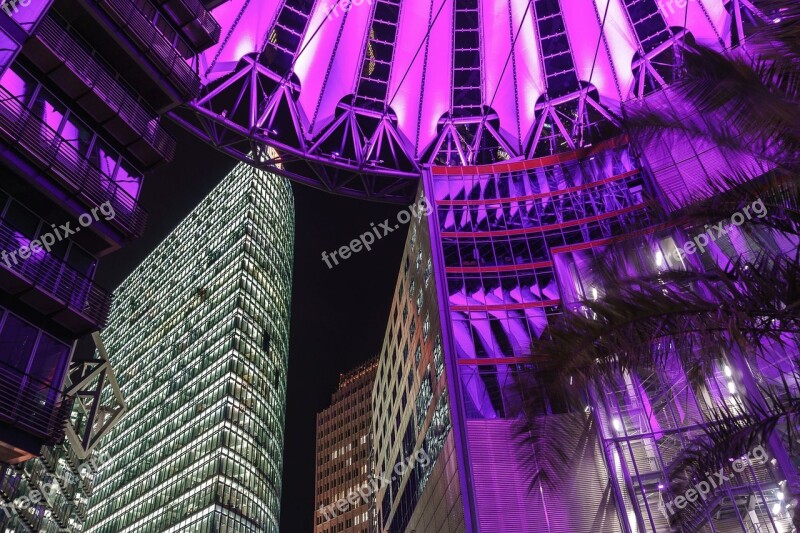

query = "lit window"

[{"left": 424, "top": 257, "right": 432, "bottom": 285}]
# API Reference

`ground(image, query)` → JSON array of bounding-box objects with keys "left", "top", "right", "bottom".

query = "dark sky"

[{"left": 95, "top": 124, "right": 405, "bottom": 531}]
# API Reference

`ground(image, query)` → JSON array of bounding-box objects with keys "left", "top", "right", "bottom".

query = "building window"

[
  {"left": 424, "top": 257, "right": 432, "bottom": 286},
  {"left": 433, "top": 336, "right": 444, "bottom": 377}
]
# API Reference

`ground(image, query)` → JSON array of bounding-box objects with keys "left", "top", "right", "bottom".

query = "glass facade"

[
  {"left": 0, "top": 305, "right": 72, "bottom": 441},
  {"left": 314, "top": 359, "right": 377, "bottom": 533},
  {"left": 415, "top": 137, "right": 799, "bottom": 532},
  {"left": 0, "top": 0, "right": 217, "bottom": 526},
  {"left": 371, "top": 189, "right": 465, "bottom": 533},
  {"left": 84, "top": 162, "right": 294, "bottom": 533}
]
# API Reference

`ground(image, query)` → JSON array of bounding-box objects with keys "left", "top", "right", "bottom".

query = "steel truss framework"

[
  {"left": 64, "top": 332, "right": 127, "bottom": 460},
  {"left": 173, "top": 0, "right": 766, "bottom": 201}
]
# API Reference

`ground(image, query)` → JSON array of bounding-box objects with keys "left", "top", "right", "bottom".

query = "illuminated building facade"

[
  {"left": 84, "top": 162, "right": 294, "bottom": 533},
  {"left": 0, "top": 0, "right": 217, "bottom": 526},
  {"left": 371, "top": 192, "right": 465, "bottom": 533},
  {"left": 421, "top": 139, "right": 644, "bottom": 532},
  {"left": 314, "top": 358, "right": 377, "bottom": 533},
  {"left": 202, "top": 1, "right": 793, "bottom": 531},
  {"left": 166, "top": 0, "right": 795, "bottom": 529},
  {"left": 368, "top": 136, "right": 798, "bottom": 533}
]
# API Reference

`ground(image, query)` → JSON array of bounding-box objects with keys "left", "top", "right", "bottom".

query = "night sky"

[{"left": 94, "top": 124, "right": 406, "bottom": 530}]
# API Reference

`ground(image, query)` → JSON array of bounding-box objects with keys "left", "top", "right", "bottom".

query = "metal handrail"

[
  {"left": 93, "top": 0, "right": 200, "bottom": 98},
  {"left": 157, "top": 0, "right": 220, "bottom": 41},
  {"left": 0, "top": 87, "right": 148, "bottom": 238},
  {"left": 0, "top": 358, "right": 73, "bottom": 441},
  {"left": 0, "top": 219, "right": 112, "bottom": 325},
  {"left": 36, "top": 16, "right": 177, "bottom": 161},
  {"left": 190, "top": 0, "right": 221, "bottom": 41}
]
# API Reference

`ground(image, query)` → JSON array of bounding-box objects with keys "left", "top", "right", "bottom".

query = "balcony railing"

[
  {"left": 0, "top": 217, "right": 112, "bottom": 327},
  {"left": 0, "top": 87, "right": 148, "bottom": 239},
  {"left": 0, "top": 359, "right": 73, "bottom": 443},
  {"left": 92, "top": 0, "right": 200, "bottom": 98},
  {"left": 34, "top": 16, "right": 177, "bottom": 163},
  {"left": 155, "top": 0, "right": 221, "bottom": 49}
]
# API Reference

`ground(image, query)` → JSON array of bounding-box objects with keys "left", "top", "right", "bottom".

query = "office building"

[
  {"left": 0, "top": 0, "right": 218, "bottom": 527},
  {"left": 185, "top": 1, "right": 794, "bottom": 531},
  {"left": 84, "top": 161, "right": 294, "bottom": 533},
  {"left": 314, "top": 358, "right": 378, "bottom": 533},
  {"left": 371, "top": 193, "right": 466, "bottom": 533}
]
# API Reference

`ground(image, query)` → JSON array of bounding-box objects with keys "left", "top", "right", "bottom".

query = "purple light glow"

[{"left": 186, "top": 0, "right": 736, "bottom": 199}]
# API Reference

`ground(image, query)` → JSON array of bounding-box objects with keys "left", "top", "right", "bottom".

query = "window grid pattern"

[{"left": 84, "top": 162, "right": 294, "bottom": 533}]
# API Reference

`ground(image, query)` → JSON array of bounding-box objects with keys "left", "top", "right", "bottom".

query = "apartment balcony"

[
  {"left": 0, "top": 217, "right": 112, "bottom": 331},
  {"left": 24, "top": 16, "right": 177, "bottom": 167},
  {"left": 24, "top": 457, "right": 49, "bottom": 490},
  {"left": 0, "top": 361, "right": 73, "bottom": 447},
  {"left": 0, "top": 85, "right": 148, "bottom": 240},
  {"left": 154, "top": 0, "right": 220, "bottom": 51},
  {"left": 89, "top": 0, "right": 200, "bottom": 99}
]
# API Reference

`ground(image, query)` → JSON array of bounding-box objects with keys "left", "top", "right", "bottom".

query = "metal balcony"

[
  {"left": 91, "top": 0, "right": 200, "bottom": 99},
  {"left": 24, "top": 16, "right": 177, "bottom": 167},
  {"left": 0, "top": 86, "right": 148, "bottom": 239},
  {"left": 0, "top": 360, "right": 73, "bottom": 445},
  {"left": 0, "top": 218, "right": 112, "bottom": 331},
  {"left": 154, "top": 0, "right": 221, "bottom": 51}
]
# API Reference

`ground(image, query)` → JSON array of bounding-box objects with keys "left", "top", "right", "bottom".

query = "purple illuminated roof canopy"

[{"left": 172, "top": 0, "right": 767, "bottom": 201}]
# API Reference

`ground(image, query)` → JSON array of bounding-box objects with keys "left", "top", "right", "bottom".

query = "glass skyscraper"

[
  {"left": 0, "top": 0, "right": 215, "bottom": 525},
  {"left": 84, "top": 162, "right": 294, "bottom": 533}
]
